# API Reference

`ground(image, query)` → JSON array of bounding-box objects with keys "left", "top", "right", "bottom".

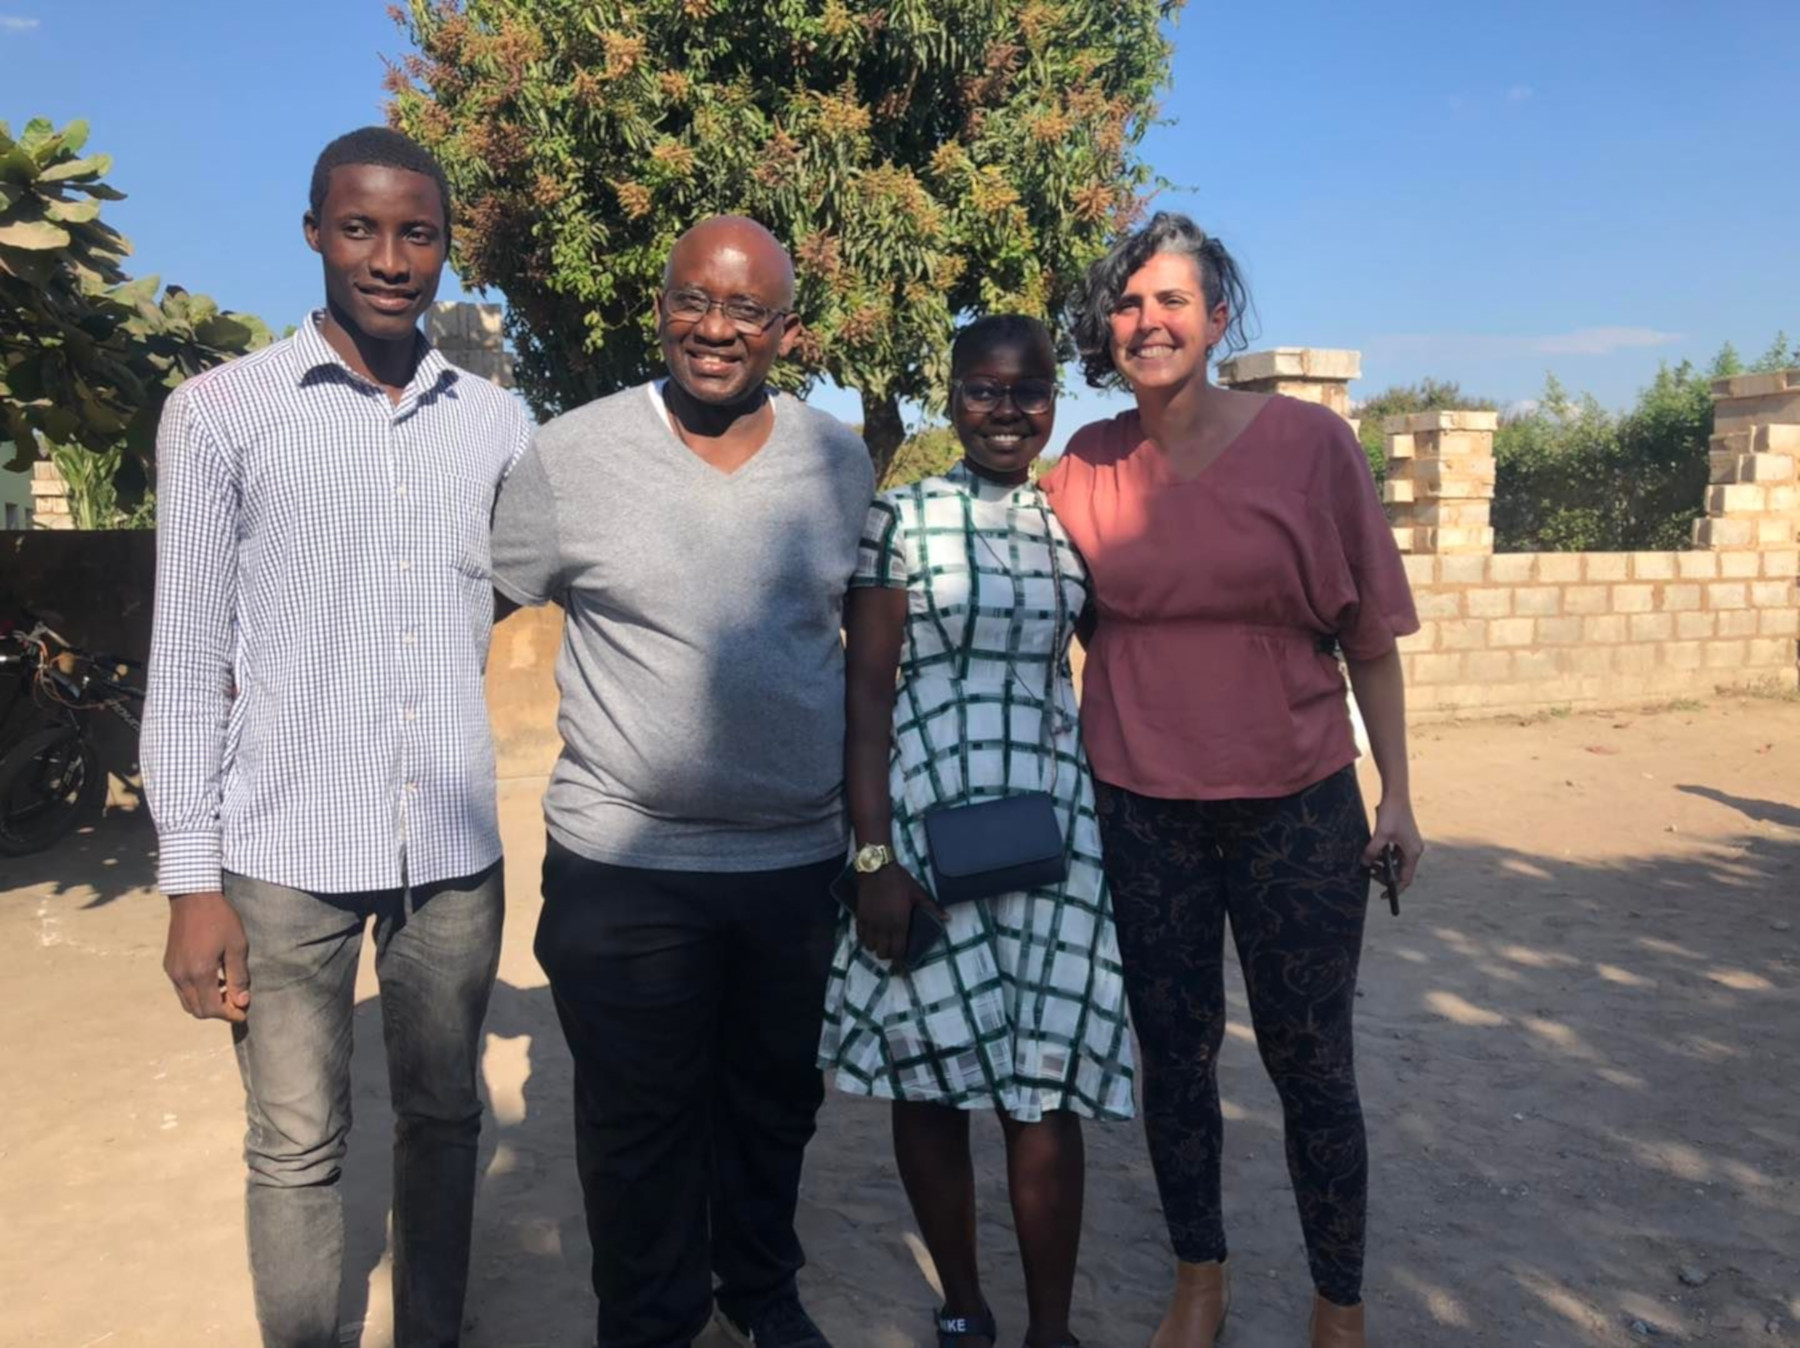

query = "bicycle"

[{"left": 0, "top": 616, "right": 145, "bottom": 856}]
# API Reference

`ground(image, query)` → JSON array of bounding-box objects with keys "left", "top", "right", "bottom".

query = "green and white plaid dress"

[{"left": 818, "top": 464, "right": 1135, "bottom": 1121}]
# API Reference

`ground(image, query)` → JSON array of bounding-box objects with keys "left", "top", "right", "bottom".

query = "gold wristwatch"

[{"left": 852, "top": 843, "right": 894, "bottom": 874}]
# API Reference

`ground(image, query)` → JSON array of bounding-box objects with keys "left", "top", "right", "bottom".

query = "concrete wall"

[{"left": 1398, "top": 549, "right": 1799, "bottom": 717}]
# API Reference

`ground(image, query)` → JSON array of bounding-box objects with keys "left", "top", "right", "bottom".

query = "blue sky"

[{"left": 5, "top": 0, "right": 1797, "bottom": 442}]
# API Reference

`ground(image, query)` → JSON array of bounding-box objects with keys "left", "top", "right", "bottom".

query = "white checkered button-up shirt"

[{"left": 142, "top": 312, "right": 533, "bottom": 895}]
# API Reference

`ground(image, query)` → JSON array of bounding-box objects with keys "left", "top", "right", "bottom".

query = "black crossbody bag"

[{"left": 921, "top": 495, "right": 1071, "bottom": 905}]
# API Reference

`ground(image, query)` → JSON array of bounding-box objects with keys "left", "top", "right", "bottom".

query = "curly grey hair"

[{"left": 1068, "top": 212, "right": 1255, "bottom": 389}]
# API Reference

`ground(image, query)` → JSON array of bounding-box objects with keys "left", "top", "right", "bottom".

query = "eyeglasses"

[
  {"left": 661, "top": 288, "right": 789, "bottom": 334},
  {"left": 954, "top": 378, "right": 1057, "bottom": 415}
]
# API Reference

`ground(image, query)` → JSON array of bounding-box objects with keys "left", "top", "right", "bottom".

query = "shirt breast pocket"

[{"left": 419, "top": 468, "right": 497, "bottom": 579}]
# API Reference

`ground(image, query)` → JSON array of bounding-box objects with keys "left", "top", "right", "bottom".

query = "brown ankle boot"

[
  {"left": 1308, "top": 1293, "right": 1365, "bottom": 1348},
  {"left": 1149, "top": 1258, "right": 1230, "bottom": 1347}
]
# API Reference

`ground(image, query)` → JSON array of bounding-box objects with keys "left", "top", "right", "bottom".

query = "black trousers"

[
  {"left": 535, "top": 837, "right": 841, "bottom": 1348},
  {"left": 1096, "top": 767, "right": 1371, "bottom": 1307}
]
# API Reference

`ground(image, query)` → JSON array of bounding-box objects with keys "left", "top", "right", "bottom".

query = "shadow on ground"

[
  {"left": 7, "top": 767, "right": 1796, "bottom": 1347},
  {"left": 338, "top": 977, "right": 586, "bottom": 1347},
  {"left": 2, "top": 798, "right": 156, "bottom": 908},
  {"left": 306, "top": 821, "right": 1800, "bottom": 1347}
]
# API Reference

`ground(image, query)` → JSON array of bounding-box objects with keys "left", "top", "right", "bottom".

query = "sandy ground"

[{"left": 3, "top": 698, "right": 1798, "bottom": 1348}]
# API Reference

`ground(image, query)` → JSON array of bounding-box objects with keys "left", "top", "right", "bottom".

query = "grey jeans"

[{"left": 224, "top": 862, "right": 505, "bottom": 1348}]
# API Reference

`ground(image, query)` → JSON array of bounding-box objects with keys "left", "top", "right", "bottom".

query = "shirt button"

[
  {"left": 396, "top": 484, "right": 408, "bottom": 497},
  {"left": 399, "top": 559, "right": 413, "bottom": 572},
  {"left": 403, "top": 631, "right": 417, "bottom": 646},
  {"left": 404, "top": 708, "right": 417, "bottom": 722},
  {"left": 405, "top": 781, "right": 418, "bottom": 793}
]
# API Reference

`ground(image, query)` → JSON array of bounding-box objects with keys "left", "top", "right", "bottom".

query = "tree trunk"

[{"left": 859, "top": 388, "right": 906, "bottom": 485}]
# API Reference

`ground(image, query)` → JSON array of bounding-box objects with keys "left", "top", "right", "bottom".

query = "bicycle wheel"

[{"left": 0, "top": 726, "right": 107, "bottom": 856}]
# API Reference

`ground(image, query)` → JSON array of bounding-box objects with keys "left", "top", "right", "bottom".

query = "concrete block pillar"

[
  {"left": 1217, "top": 348, "right": 1362, "bottom": 431},
  {"left": 1696, "top": 368, "right": 1800, "bottom": 552},
  {"left": 28, "top": 458, "right": 73, "bottom": 530},
  {"left": 425, "top": 301, "right": 515, "bottom": 389},
  {"left": 1382, "top": 410, "right": 1498, "bottom": 554}
]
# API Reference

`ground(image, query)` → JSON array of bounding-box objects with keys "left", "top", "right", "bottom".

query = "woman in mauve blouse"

[{"left": 1041, "top": 213, "right": 1425, "bottom": 1348}]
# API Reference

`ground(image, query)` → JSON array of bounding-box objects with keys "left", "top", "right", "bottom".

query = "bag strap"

[
  {"left": 971, "top": 483, "right": 1068, "bottom": 796},
  {"left": 1034, "top": 494, "right": 1068, "bottom": 796}
]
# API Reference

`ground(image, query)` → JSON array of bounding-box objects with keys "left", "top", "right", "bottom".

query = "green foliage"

[
  {"left": 1751, "top": 331, "right": 1793, "bottom": 373},
  {"left": 1, "top": 117, "right": 272, "bottom": 518},
  {"left": 1355, "top": 378, "right": 1496, "bottom": 482},
  {"left": 1492, "top": 338, "right": 1793, "bottom": 553},
  {"left": 43, "top": 439, "right": 152, "bottom": 530},
  {"left": 387, "top": 0, "right": 1182, "bottom": 473},
  {"left": 879, "top": 423, "right": 962, "bottom": 488}
]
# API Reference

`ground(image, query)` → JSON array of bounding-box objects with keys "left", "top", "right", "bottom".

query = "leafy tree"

[
  {"left": 386, "top": 0, "right": 1182, "bottom": 475},
  {"left": 879, "top": 423, "right": 962, "bottom": 489},
  {"left": 1751, "top": 331, "right": 1792, "bottom": 373},
  {"left": 1, "top": 117, "right": 273, "bottom": 523},
  {"left": 1354, "top": 377, "right": 1496, "bottom": 483}
]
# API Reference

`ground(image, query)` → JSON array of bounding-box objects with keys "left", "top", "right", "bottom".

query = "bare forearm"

[
  {"left": 843, "top": 587, "right": 908, "bottom": 848},
  {"left": 846, "top": 688, "right": 897, "bottom": 846},
  {"left": 1346, "top": 647, "right": 1410, "bottom": 802}
]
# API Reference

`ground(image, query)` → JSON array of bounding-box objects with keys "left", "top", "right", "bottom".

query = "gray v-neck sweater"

[{"left": 491, "top": 383, "right": 874, "bottom": 871}]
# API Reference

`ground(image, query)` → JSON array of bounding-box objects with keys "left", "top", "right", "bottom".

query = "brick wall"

[{"left": 1399, "top": 549, "right": 1799, "bottom": 716}]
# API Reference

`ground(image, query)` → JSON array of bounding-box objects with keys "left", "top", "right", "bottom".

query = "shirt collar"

[{"left": 292, "top": 308, "right": 457, "bottom": 399}]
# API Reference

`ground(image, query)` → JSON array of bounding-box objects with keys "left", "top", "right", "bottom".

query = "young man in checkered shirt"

[{"left": 144, "top": 127, "right": 531, "bottom": 1347}]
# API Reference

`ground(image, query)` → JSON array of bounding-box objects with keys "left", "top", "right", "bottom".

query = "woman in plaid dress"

[{"left": 819, "top": 316, "right": 1134, "bottom": 1348}]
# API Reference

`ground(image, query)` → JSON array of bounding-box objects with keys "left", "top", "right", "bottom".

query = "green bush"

[{"left": 1493, "top": 334, "right": 1792, "bottom": 553}]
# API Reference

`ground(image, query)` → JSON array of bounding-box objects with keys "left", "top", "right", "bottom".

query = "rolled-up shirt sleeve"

[
  {"left": 1325, "top": 420, "right": 1419, "bottom": 661},
  {"left": 141, "top": 387, "right": 240, "bottom": 895}
]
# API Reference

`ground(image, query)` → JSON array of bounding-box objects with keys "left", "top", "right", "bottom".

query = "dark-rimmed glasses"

[
  {"left": 661, "top": 288, "right": 790, "bottom": 334},
  {"left": 953, "top": 378, "right": 1057, "bottom": 415}
]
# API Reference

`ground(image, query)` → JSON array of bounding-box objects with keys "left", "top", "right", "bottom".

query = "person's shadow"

[
  {"left": 1676, "top": 783, "right": 1800, "bottom": 832},
  {"left": 339, "top": 978, "right": 591, "bottom": 1346}
]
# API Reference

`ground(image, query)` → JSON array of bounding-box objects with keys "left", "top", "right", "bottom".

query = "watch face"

[{"left": 855, "top": 845, "right": 887, "bottom": 873}]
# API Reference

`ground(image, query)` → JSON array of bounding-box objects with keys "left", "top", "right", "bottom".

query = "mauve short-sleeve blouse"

[{"left": 1042, "top": 395, "right": 1419, "bottom": 800}]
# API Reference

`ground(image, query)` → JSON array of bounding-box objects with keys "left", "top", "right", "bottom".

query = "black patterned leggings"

[{"left": 1096, "top": 766, "right": 1370, "bottom": 1307}]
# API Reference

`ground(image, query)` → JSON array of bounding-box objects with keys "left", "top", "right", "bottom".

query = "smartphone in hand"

[
  {"left": 1372, "top": 844, "right": 1401, "bottom": 916},
  {"left": 828, "top": 862, "right": 947, "bottom": 966}
]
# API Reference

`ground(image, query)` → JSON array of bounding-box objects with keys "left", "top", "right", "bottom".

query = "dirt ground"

[{"left": 2, "top": 698, "right": 1797, "bottom": 1348}]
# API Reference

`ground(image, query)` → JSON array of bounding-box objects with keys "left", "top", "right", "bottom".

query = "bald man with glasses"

[{"left": 490, "top": 217, "right": 873, "bottom": 1348}]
